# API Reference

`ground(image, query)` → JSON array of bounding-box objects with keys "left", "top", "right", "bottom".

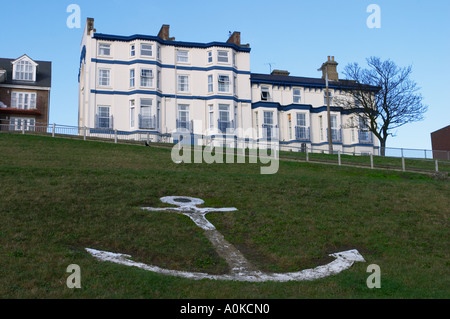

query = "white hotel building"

[{"left": 79, "top": 19, "right": 379, "bottom": 155}]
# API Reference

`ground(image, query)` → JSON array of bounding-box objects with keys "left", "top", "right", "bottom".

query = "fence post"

[
  {"left": 114, "top": 129, "right": 118, "bottom": 144},
  {"left": 306, "top": 146, "right": 309, "bottom": 162},
  {"left": 83, "top": 126, "right": 87, "bottom": 141},
  {"left": 147, "top": 132, "right": 150, "bottom": 145},
  {"left": 22, "top": 125, "right": 25, "bottom": 135},
  {"left": 338, "top": 150, "right": 341, "bottom": 166},
  {"left": 370, "top": 154, "right": 374, "bottom": 169},
  {"left": 52, "top": 123, "right": 55, "bottom": 137},
  {"left": 402, "top": 156, "right": 405, "bottom": 172},
  {"left": 435, "top": 160, "right": 439, "bottom": 172}
]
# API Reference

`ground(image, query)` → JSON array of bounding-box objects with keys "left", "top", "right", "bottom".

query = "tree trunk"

[{"left": 380, "top": 139, "right": 387, "bottom": 157}]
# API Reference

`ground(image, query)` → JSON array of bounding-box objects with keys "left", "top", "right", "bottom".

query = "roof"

[
  {"left": 0, "top": 57, "right": 52, "bottom": 88},
  {"left": 250, "top": 73, "right": 379, "bottom": 92},
  {"left": 93, "top": 33, "right": 252, "bottom": 53}
]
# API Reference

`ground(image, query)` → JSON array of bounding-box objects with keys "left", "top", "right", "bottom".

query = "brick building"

[
  {"left": 0, "top": 54, "right": 51, "bottom": 130},
  {"left": 431, "top": 125, "right": 450, "bottom": 160}
]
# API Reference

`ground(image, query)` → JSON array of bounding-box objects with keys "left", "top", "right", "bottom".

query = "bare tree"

[{"left": 336, "top": 57, "right": 428, "bottom": 156}]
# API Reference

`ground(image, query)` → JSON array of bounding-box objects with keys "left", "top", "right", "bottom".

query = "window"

[
  {"left": 208, "top": 105, "right": 214, "bottom": 129},
  {"left": 157, "top": 101, "right": 161, "bottom": 130},
  {"left": 293, "top": 88, "right": 301, "bottom": 103},
  {"left": 263, "top": 111, "right": 274, "bottom": 139},
  {"left": 207, "top": 51, "right": 213, "bottom": 64},
  {"left": 330, "top": 114, "right": 340, "bottom": 141},
  {"left": 130, "top": 100, "right": 135, "bottom": 128},
  {"left": 97, "top": 106, "right": 111, "bottom": 128},
  {"left": 14, "top": 60, "right": 34, "bottom": 81},
  {"left": 140, "top": 99, "right": 153, "bottom": 129},
  {"left": 233, "top": 76, "right": 237, "bottom": 95},
  {"left": 11, "top": 92, "right": 36, "bottom": 109},
  {"left": 130, "top": 69, "right": 135, "bottom": 87},
  {"left": 355, "top": 93, "right": 362, "bottom": 107},
  {"left": 141, "top": 98, "right": 152, "bottom": 115},
  {"left": 264, "top": 111, "right": 273, "bottom": 125},
  {"left": 261, "top": 86, "right": 271, "bottom": 101},
  {"left": 218, "top": 75, "right": 230, "bottom": 92},
  {"left": 157, "top": 70, "right": 161, "bottom": 90},
  {"left": 324, "top": 91, "right": 333, "bottom": 105},
  {"left": 296, "top": 113, "right": 307, "bottom": 140},
  {"left": 218, "top": 104, "right": 230, "bottom": 132},
  {"left": 178, "top": 75, "right": 189, "bottom": 92},
  {"left": 208, "top": 75, "right": 213, "bottom": 93},
  {"left": 217, "top": 50, "right": 229, "bottom": 63},
  {"left": 319, "top": 115, "right": 324, "bottom": 140},
  {"left": 130, "top": 44, "right": 136, "bottom": 57},
  {"left": 141, "top": 44, "right": 153, "bottom": 56},
  {"left": 10, "top": 118, "right": 35, "bottom": 131},
  {"left": 177, "top": 50, "right": 189, "bottom": 63},
  {"left": 140, "top": 69, "right": 153, "bottom": 87},
  {"left": 156, "top": 45, "right": 161, "bottom": 60},
  {"left": 177, "top": 104, "right": 190, "bottom": 130},
  {"left": 98, "top": 43, "right": 111, "bottom": 56},
  {"left": 98, "top": 69, "right": 110, "bottom": 87},
  {"left": 359, "top": 117, "right": 370, "bottom": 142},
  {"left": 232, "top": 52, "right": 237, "bottom": 66}
]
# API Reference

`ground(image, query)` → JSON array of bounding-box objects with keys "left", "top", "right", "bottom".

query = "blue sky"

[{"left": 1, "top": 0, "right": 448, "bottom": 150}]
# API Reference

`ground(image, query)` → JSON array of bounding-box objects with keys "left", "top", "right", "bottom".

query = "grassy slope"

[{"left": 0, "top": 134, "right": 448, "bottom": 298}]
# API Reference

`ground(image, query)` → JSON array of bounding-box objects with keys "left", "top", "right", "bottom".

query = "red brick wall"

[
  {"left": 431, "top": 125, "right": 450, "bottom": 160},
  {"left": 0, "top": 87, "right": 50, "bottom": 125}
]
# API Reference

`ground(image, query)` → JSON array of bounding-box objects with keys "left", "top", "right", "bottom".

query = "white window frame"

[
  {"left": 157, "top": 70, "right": 161, "bottom": 90},
  {"left": 10, "top": 117, "right": 35, "bottom": 131},
  {"left": 178, "top": 104, "right": 190, "bottom": 127},
  {"left": 177, "top": 75, "right": 190, "bottom": 93},
  {"left": 324, "top": 91, "right": 333, "bottom": 105},
  {"left": 177, "top": 50, "right": 189, "bottom": 63},
  {"left": 11, "top": 91, "right": 37, "bottom": 109},
  {"left": 130, "top": 44, "right": 136, "bottom": 57},
  {"left": 207, "top": 74, "right": 213, "bottom": 93},
  {"left": 98, "top": 68, "right": 111, "bottom": 87},
  {"left": 293, "top": 88, "right": 301, "bottom": 104},
  {"left": 140, "top": 43, "right": 153, "bottom": 57},
  {"left": 156, "top": 45, "right": 161, "bottom": 60},
  {"left": 140, "top": 69, "right": 153, "bottom": 87},
  {"left": 218, "top": 75, "right": 230, "bottom": 93},
  {"left": 130, "top": 100, "right": 135, "bottom": 128},
  {"left": 98, "top": 43, "right": 111, "bottom": 56},
  {"left": 13, "top": 60, "right": 36, "bottom": 81},
  {"left": 129, "top": 69, "right": 135, "bottom": 88},
  {"left": 97, "top": 106, "right": 111, "bottom": 129},
  {"left": 207, "top": 51, "right": 213, "bottom": 64},
  {"left": 208, "top": 104, "right": 214, "bottom": 130},
  {"left": 261, "top": 86, "right": 271, "bottom": 101},
  {"left": 217, "top": 50, "right": 229, "bottom": 63}
]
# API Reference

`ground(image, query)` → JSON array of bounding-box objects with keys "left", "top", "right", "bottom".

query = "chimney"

[
  {"left": 86, "top": 18, "right": 96, "bottom": 35},
  {"left": 227, "top": 31, "right": 241, "bottom": 45},
  {"left": 158, "top": 25, "right": 175, "bottom": 41},
  {"left": 227, "top": 31, "right": 250, "bottom": 48},
  {"left": 319, "top": 56, "right": 339, "bottom": 81},
  {"left": 271, "top": 70, "right": 290, "bottom": 76}
]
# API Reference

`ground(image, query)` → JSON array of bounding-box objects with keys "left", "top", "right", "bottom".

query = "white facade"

[
  {"left": 251, "top": 71, "right": 379, "bottom": 155},
  {"left": 79, "top": 20, "right": 253, "bottom": 144},
  {"left": 79, "top": 19, "right": 378, "bottom": 154}
]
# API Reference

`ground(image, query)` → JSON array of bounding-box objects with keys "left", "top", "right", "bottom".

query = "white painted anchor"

[{"left": 86, "top": 196, "right": 365, "bottom": 282}]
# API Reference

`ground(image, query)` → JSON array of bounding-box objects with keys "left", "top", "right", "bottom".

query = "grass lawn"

[{"left": 0, "top": 133, "right": 448, "bottom": 298}]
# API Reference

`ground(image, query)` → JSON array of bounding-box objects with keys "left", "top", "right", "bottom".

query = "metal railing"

[
  {"left": 218, "top": 119, "right": 235, "bottom": 133},
  {"left": 1, "top": 122, "right": 448, "bottom": 174},
  {"left": 295, "top": 126, "right": 310, "bottom": 141}
]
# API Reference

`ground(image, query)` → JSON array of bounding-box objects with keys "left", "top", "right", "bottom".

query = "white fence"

[{"left": 1, "top": 122, "right": 449, "bottom": 174}]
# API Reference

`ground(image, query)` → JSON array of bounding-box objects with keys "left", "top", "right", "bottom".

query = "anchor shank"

[{"left": 203, "top": 228, "right": 258, "bottom": 275}]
